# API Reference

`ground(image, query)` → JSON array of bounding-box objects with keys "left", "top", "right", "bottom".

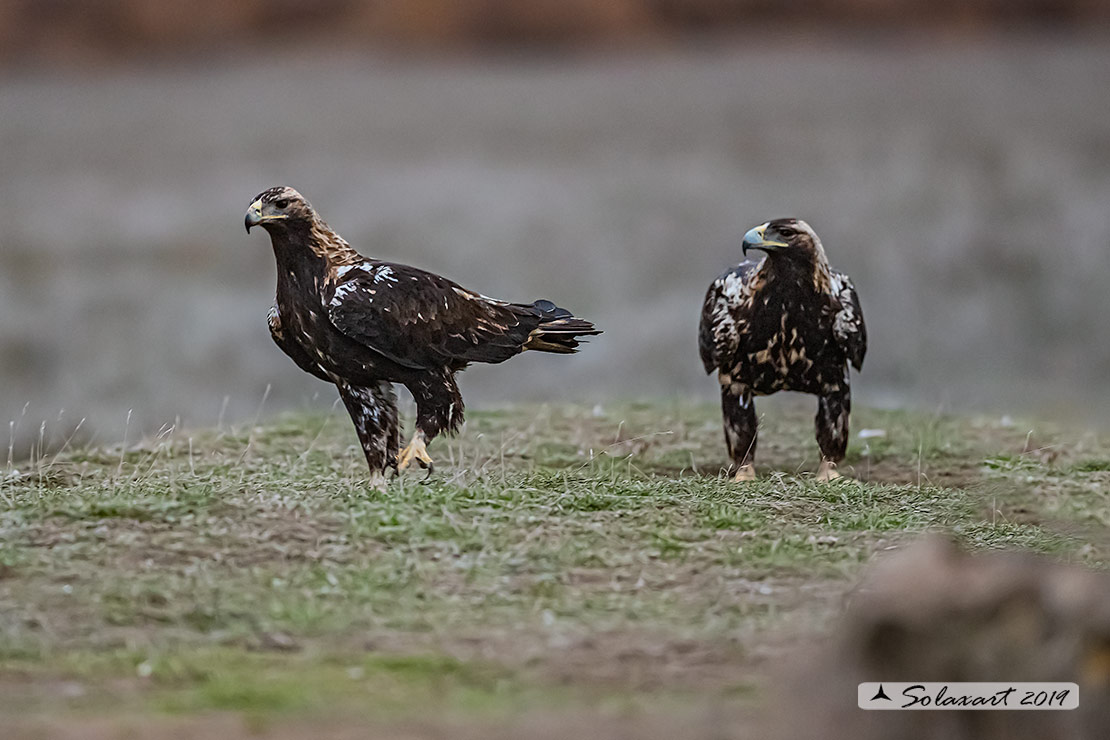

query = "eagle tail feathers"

[{"left": 521, "top": 300, "right": 601, "bottom": 354}]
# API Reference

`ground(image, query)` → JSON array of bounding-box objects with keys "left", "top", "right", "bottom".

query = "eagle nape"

[{"left": 244, "top": 185, "right": 599, "bottom": 488}]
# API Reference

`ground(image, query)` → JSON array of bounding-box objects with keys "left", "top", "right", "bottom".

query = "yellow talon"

[
  {"left": 731, "top": 463, "right": 756, "bottom": 482},
  {"left": 396, "top": 434, "right": 434, "bottom": 473},
  {"left": 816, "top": 460, "right": 842, "bottom": 482}
]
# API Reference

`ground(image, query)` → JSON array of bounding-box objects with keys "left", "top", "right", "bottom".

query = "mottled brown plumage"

[
  {"left": 245, "top": 186, "right": 599, "bottom": 487},
  {"left": 699, "top": 219, "right": 866, "bottom": 481}
]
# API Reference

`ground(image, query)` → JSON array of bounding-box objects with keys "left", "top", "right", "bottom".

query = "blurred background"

[{"left": 2, "top": 1, "right": 1110, "bottom": 452}]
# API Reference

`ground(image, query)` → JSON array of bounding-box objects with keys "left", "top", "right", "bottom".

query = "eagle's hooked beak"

[
  {"left": 741, "top": 223, "right": 789, "bottom": 255},
  {"left": 245, "top": 200, "right": 264, "bottom": 233},
  {"left": 245, "top": 199, "right": 289, "bottom": 233}
]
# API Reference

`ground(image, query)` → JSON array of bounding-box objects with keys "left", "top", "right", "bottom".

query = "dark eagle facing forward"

[
  {"left": 699, "top": 219, "right": 866, "bottom": 481},
  {"left": 245, "top": 186, "right": 599, "bottom": 488}
]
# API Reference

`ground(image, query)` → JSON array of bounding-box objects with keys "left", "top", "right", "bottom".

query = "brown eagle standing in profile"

[
  {"left": 699, "top": 219, "right": 866, "bottom": 481},
  {"left": 245, "top": 186, "right": 599, "bottom": 488}
]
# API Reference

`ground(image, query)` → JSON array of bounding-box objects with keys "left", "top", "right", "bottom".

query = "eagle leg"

[
  {"left": 720, "top": 378, "right": 757, "bottom": 481},
  {"left": 337, "top": 381, "right": 399, "bottom": 488},
  {"left": 397, "top": 373, "right": 465, "bottom": 478},
  {"left": 815, "top": 387, "right": 850, "bottom": 481}
]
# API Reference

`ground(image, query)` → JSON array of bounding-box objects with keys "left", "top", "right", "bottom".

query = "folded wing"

[
  {"left": 698, "top": 261, "right": 759, "bottom": 374},
  {"left": 325, "top": 262, "right": 581, "bottom": 370},
  {"left": 830, "top": 270, "right": 867, "bottom": 371}
]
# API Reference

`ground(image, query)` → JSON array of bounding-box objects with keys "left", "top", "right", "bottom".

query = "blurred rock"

[{"left": 786, "top": 538, "right": 1110, "bottom": 740}]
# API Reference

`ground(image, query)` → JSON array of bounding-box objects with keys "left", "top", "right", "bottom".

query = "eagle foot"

[
  {"left": 397, "top": 434, "right": 434, "bottom": 473},
  {"left": 731, "top": 464, "right": 756, "bottom": 482},
  {"left": 816, "top": 460, "right": 842, "bottom": 482},
  {"left": 367, "top": 471, "right": 388, "bottom": 493}
]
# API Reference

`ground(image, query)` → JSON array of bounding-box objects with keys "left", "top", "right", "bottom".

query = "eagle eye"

[
  {"left": 778, "top": 226, "right": 796, "bottom": 238},
  {"left": 274, "top": 199, "right": 290, "bottom": 209}
]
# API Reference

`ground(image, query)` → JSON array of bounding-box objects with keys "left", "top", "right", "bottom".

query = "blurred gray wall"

[{"left": 2, "top": 35, "right": 1110, "bottom": 447}]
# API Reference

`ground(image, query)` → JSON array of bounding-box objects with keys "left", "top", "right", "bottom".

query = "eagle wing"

[
  {"left": 830, "top": 270, "right": 866, "bottom": 371},
  {"left": 698, "top": 261, "right": 760, "bottom": 374},
  {"left": 324, "top": 261, "right": 544, "bottom": 370}
]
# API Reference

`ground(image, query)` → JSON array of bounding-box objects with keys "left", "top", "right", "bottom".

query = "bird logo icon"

[{"left": 870, "top": 684, "right": 892, "bottom": 701}]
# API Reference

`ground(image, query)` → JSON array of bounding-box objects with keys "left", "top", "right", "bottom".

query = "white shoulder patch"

[
  {"left": 720, "top": 271, "right": 749, "bottom": 302},
  {"left": 335, "top": 264, "right": 364, "bottom": 278},
  {"left": 331, "top": 281, "right": 360, "bottom": 305},
  {"left": 372, "top": 266, "right": 398, "bottom": 284}
]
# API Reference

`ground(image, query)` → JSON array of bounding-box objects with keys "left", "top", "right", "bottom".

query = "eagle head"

[
  {"left": 742, "top": 217, "right": 824, "bottom": 255},
  {"left": 244, "top": 186, "right": 314, "bottom": 233}
]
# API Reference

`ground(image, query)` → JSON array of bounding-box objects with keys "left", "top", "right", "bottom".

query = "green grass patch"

[{"left": 1, "top": 398, "right": 1107, "bottom": 726}]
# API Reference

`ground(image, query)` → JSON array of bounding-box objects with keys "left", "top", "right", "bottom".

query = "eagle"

[
  {"left": 698, "top": 219, "right": 866, "bottom": 481},
  {"left": 244, "top": 186, "right": 600, "bottom": 488}
]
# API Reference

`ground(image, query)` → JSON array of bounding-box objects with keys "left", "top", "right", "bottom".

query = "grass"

[{"left": 1, "top": 398, "right": 1107, "bottom": 736}]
